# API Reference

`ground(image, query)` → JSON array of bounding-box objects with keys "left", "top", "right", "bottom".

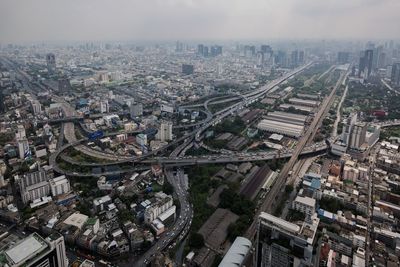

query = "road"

[
  {"left": 51, "top": 62, "right": 316, "bottom": 175},
  {"left": 381, "top": 78, "right": 400, "bottom": 95},
  {"left": 332, "top": 84, "right": 348, "bottom": 137},
  {"left": 129, "top": 169, "right": 193, "bottom": 267},
  {"left": 52, "top": 142, "right": 328, "bottom": 177},
  {"left": 365, "top": 143, "right": 380, "bottom": 266},
  {"left": 245, "top": 67, "right": 349, "bottom": 240}
]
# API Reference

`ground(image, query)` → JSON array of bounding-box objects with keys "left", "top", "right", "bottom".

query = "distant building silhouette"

[{"left": 46, "top": 53, "right": 56, "bottom": 73}]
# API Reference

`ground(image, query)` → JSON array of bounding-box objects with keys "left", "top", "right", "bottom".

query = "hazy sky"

[{"left": 1, "top": 0, "right": 399, "bottom": 43}]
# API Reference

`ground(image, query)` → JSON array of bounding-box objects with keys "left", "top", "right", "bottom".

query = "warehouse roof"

[
  {"left": 257, "top": 119, "right": 304, "bottom": 137},
  {"left": 218, "top": 237, "right": 252, "bottom": 267}
]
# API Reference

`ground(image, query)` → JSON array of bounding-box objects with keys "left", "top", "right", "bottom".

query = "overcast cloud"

[{"left": 0, "top": 0, "right": 399, "bottom": 43}]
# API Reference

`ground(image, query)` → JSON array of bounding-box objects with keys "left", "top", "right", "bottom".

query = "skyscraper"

[
  {"left": 341, "top": 113, "right": 358, "bottom": 146},
  {"left": 203, "top": 46, "right": 209, "bottom": 57},
  {"left": 255, "top": 212, "right": 319, "bottom": 267},
  {"left": 210, "top": 45, "right": 222, "bottom": 57},
  {"left": 156, "top": 121, "right": 173, "bottom": 141},
  {"left": 349, "top": 122, "right": 367, "bottom": 150},
  {"left": 46, "top": 53, "right": 56, "bottom": 73},
  {"left": 337, "top": 52, "right": 350, "bottom": 64},
  {"left": 391, "top": 63, "right": 400, "bottom": 86},
  {"left": 291, "top": 50, "right": 299, "bottom": 67},
  {"left": 197, "top": 44, "right": 204, "bottom": 55},
  {"left": 1, "top": 232, "right": 68, "bottom": 267},
  {"left": 364, "top": 50, "right": 374, "bottom": 77},
  {"left": 298, "top": 51, "right": 305, "bottom": 64}
]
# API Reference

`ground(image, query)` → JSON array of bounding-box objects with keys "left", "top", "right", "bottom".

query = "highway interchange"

[{"left": 5, "top": 55, "right": 400, "bottom": 266}]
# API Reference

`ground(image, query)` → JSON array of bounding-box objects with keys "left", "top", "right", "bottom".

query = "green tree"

[{"left": 189, "top": 233, "right": 204, "bottom": 249}]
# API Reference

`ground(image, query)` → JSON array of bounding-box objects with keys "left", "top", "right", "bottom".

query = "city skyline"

[{"left": 1, "top": 0, "right": 400, "bottom": 43}]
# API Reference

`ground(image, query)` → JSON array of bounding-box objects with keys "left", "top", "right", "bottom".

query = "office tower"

[
  {"left": 175, "top": 41, "right": 183, "bottom": 52},
  {"left": 15, "top": 124, "right": 30, "bottom": 160},
  {"left": 261, "top": 45, "right": 272, "bottom": 54},
  {"left": 46, "top": 53, "right": 56, "bottom": 73},
  {"left": 17, "top": 138, "right": 30, "bottom": 160},
  {"left": 358, "top": 53, "right": 366, "bottom": 77},
  {"left": 255, "top": 212, "right": 318, "bottom": 267},
  {"left": 130, "top": 103, "right": 143, "bottom": 118},
  {"left": 100, "top": 100, "right": 109, "bottom": 113},
  {"left": 275, "top": 51, "right": 286, "bottom": 67},
  {"left": 341, "top": 113, "right": 357, "bottom": 146},
  {"left": 46, "top": 233, "right": 69, "bottom": 267},
  {"left": 291, "top": 50, "right": 299, "bottom": 67},
  {"left": 1, "top": 232, "right": 68, "bottom": 267},
  {"left": 257, "top": 52, "right": 265, "bottom": 65},
  {"left": 156, "top": 121, "right": 173, "bottom": 141},
  {"left": 19, "top": 169, "right": 50, "bottom": 204},
  {"left": 30, "top": 100, "right": 42, "bottom": 115},
  {"left": 203, "top": 46, "right": 209, "bottom": 57},
  {"left": 298, "top": 51, "right": 305, "bottom": 64},
  {"left": 182, "top": 64, "right": 194, "bottom": 75},
  {"left": 197, "top": 44, "right": 204, "bottom": 55},
  {"left": 373, "top": 45, "right": 384, "bottom": 69},
  {"left": 337, "top": 52, "right": 350, "bottom": 64},
  {"left": 377, "top": 52, "right": 386, "bottom": 69},
  {"left": 349, "top": 122, "right": 367, "bottom": 150},
  {"left": 364, "top": 50, "right": 374, "bottom": 77},
  {"left": 250, "top": 46, "right": 256, "bottom": 56},
  {"left": 391, "top": 63, "right": 400, "bottom": 86},
  {"left": 210, "top": 45, "right": 222, "bottom": 57}
]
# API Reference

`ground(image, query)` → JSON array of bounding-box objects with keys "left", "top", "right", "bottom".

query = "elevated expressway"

[{"left": 51, "top": 62, "right": 315, "bottom": 176}]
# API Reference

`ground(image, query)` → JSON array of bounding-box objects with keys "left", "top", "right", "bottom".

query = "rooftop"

[
  {"left": 3, "top": 233, "right": 48, "bottom": 266},
  {"left": 259, "top": 212, "right": 300, "bottom": 234}
]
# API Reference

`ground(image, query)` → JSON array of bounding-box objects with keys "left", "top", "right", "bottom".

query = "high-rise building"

[
  {"left": 30, "top": 100, "right": 42, "bottom": 115},
  {"left": 136, "top": 133, "right": 148, "bottom": 147},
  {"left": 100, "top": 100, "right": 109, "bottom": 113},
  {"left": 255, "top": 212, "right": 319, "bottom": 267},
  {"left": 337, "top": 52, "right": 350, "bottom": 64},
  {"left": 17, "top": 138, "right": 30, "bottom": 160},
  {"left": 349, "top": 122, "right": 367, "bottom": 150},
  {"left": 364, "top": 50, "right": 374, "bottom": 77},
  {"left": 1, "top": 232, "right": 68, "bottom": 267},
  {"left": 298, "top": 51, "right": 305, "bottom": 64},
  {"left": 261, "top": 45, "right": 272, "bottom": 54},
  {"left": 182, "top": 64, "right": 194, "bottom": 75},
  {"left": 156, "top": 121, "right": 173, "bottom": 141},
  {"left": 203, "top": 46, "right": 209, "bottom": 57},
  {"left": 130, "top": 103, "right": 143, "bottom": 118},
  {"left": 391, "top": 63, "right": 400, "bottom": 86},
  {"left": 15, "top": 125, "right": 30, "bottom": 160},
  {"left": 46, "top": 233, "right": 69, "bottom": 267},
  {"left": 291, "top": 50, "right": 299, "bottom": 67},
  {"left": 49, "top": 175, "right": 71, "bottom": 196},
  {"left": 46, "top": 53, "right": 56, "bottom": 73},
  {"left": 210, "top": 45, "right": 222, "bottom": 57},
  {"left": 18, "top": 170, "right": 50, "bottom": 204},
  {"left": 341, "top": 113, "right": 357, "bottom": 146},
  {"left": 197, "top": 44, "right": 204, "bottom": 55}
]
